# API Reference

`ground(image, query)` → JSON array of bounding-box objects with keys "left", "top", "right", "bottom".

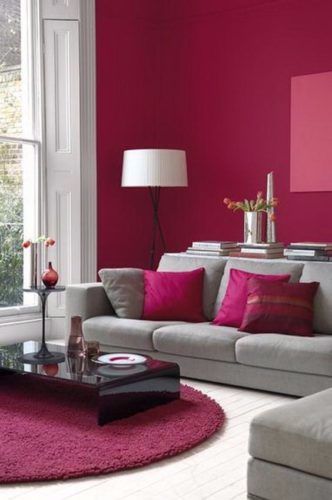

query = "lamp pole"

[{"left": 149, "top": 186, "right": 166, "bottom": 269}]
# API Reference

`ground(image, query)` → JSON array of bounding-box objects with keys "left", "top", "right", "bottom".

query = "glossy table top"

[{"left": 0, "top": 341, "right": 175, "bottom": 387}]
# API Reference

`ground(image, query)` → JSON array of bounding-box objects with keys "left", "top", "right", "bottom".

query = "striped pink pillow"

[{"left": 239, "top": 279, "right": 319, "bottom": 337}]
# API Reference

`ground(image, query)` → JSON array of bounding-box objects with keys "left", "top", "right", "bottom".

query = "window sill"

[{"left": 0, "top": 312, "right": 41, "bottom": 326}]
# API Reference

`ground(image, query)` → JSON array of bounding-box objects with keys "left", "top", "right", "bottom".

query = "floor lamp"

[{"left": 121, "top": 149, "right": 188, "bottom": 269}]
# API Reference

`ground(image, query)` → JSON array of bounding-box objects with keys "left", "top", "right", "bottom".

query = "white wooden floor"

[{"left": 0, "top": 379, "right": 293, "bottom": 500}]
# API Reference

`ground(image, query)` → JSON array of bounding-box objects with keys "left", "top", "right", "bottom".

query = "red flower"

[
  {"left": 22, "top": 240, "right": 31, "bottom": 249},
  {"left": 45, "top": 238, "right": 56, "bottom": 247}
]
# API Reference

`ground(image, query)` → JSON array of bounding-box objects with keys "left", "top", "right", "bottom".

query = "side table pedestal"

[{"left": 19, "top": 286, "right": 66, "bottom": 365}]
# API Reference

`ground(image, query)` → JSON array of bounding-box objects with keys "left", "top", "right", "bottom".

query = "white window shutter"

[
  {"left": 41, "top": 0, "right": 79, "bottom": 20},
  {"left": 43, "top": 19, "right": 81, "bottom": 316}
]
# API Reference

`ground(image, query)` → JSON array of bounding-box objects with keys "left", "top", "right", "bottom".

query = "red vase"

[{"left": 42, "top": 262, "right": 59, "bottom": 288}]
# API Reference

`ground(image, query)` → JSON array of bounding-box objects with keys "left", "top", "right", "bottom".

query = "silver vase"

[
  {"left": 266, "top": 171, "right": 276, "bottom": 243},
  {"left": 244, "top": 212, "right": 263, "bottom": 244},
  {"left": 29, "top": 242, "right": 39, "bottom": 288}
]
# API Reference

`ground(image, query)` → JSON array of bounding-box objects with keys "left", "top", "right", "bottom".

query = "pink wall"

[
  {"left": 96, "top": 0, "right": 159, "bottom": 269},
  {"left": 156, "top": 0, "right": 332, "bottom": 251},
  {"left": 96, "top": 0, "right": 332, "bottom": 269}
]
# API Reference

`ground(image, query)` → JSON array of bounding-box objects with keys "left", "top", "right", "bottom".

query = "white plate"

[
  {"left": 97, "top": 364, "right": 146, "bottom": 378},
  {"left": 94, "top": 353, "right": 148, "bottom": 366}
]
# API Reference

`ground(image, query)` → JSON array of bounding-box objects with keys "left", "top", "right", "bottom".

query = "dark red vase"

[{"left": 42, "top": 262, "right": 59, "bottom": 288}]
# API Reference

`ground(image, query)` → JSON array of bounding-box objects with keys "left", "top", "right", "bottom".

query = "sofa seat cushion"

[
  {"left": 300, "top": 262, "right": 332, "bottom": 334},
  {"left": 249, "top": 388, "right": 332, "bottom": 480},
  {"left": 153, "top": 323, "right": 248, "bottom": 362},
  {"left": 236, "top": 333, "right": 332, "bottom": 376},
  {"left": 157, "top": 254, "right": 226, "bottom": 320},
  {"left": 83, "top": 316, "right": 184, "bottom": 351},
  {"left": 213, "top": 258, "right": 304, "bottom": 316}
]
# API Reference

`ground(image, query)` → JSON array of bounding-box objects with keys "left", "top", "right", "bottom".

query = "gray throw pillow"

[{"left": 98, "top": 268, "right": 144, "bottom": 319}]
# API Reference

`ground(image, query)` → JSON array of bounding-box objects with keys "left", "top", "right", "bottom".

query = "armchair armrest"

[{"left": 65, "top": 283, "right": 114, "bottom": 341}]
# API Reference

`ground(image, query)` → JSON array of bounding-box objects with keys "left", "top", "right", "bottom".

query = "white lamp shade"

[{"left": 121, "top": 149, "right": 188, "bottom": 187}]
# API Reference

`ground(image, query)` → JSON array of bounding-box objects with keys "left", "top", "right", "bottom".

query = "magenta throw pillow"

[
  {"left": 212, "top": 268, "right": 290, "bottom": 327},
  {"left": 142, "top": 268, "right": 206, "bottom": 322},
  {"left": 239, "top": 279, "right": 319, "bottom": 336}
]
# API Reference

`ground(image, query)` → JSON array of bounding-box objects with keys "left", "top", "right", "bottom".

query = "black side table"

[{"left": 19, "top": 286, "right": 66, "bottom": 364}]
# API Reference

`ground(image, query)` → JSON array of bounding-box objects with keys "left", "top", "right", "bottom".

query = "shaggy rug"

[{"left": 0, "top": 374, "right": 225, "bottom": 483}]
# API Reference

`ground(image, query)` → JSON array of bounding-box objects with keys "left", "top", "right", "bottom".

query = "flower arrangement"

[
  {"left": 21, "top": 236, "right": 56, "bottom": 287},
  {"left": 22, "top": 236, "right": 55, "bottom": 249},
  {"left": 223, "top": 192, "right": 278, "bottom": 221}
]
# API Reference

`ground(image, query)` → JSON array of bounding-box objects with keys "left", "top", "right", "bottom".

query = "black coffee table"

[{"left": 0, "top": 341, "right": 180, "bottom": 425}]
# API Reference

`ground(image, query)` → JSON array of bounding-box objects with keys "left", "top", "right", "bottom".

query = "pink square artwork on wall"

[{"left": 290, "top": 71, "right": 332, "bottom": 192}]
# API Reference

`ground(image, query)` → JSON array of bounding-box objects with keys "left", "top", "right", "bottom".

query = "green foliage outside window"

[{"left": 0, "top": 142, "right": 23, "bottom": 307}]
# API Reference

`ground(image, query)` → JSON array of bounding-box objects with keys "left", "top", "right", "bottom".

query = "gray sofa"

[
  {"left": 66, "top": 253, "right": 332, "bottom": 397},
  {"left": 248, "top": 387, "right": 332, "bottom": 500},
  {"left": 65, "top": 253, "right": 332, "bottom": 499}
]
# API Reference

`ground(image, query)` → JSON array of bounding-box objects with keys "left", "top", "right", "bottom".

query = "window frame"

[
  {"left": 0, "top": 0, "right": 44, "bottom": 318},
  {"left": 0, "top": 0, "right": 98, "bottom": 322},
  {"left": 0, "top": 135, "right": 41, "bottom": 318}
]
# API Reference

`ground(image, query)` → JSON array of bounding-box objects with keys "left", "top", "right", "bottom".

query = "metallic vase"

[
  {"left": 66, "top": 316, "right": 87, "bottom": 357},
  {"left": 66, "top": 355, "right": 87, "bottom": 382},
  {"left": 266, "top": 171, "right": 276, "bottom": 243},
  {"left": 29, "top": 242, "right": 39, "bottom": 288},
  {"left": 244, "top": 212, "right": 263, "bottom": 244}
]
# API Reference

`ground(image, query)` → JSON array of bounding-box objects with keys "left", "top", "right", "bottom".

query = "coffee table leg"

[{"left": 97, "top": 366, "right": 180, "bottom": 426}]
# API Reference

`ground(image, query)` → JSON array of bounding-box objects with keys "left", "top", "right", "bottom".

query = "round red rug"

[{"left": 0, "top": 375, "right": 225, "bottom": 483}]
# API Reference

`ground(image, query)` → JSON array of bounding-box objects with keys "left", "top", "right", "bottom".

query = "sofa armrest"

[{"left": 65, "top": 283, "right": 114, "bottom": 341}]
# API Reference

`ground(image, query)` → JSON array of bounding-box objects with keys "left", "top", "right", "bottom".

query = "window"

[
  {"left": 0, "top": 0, "right": 97, "bottom": 321},
  {"left": 0, "top": 0, "right": 40, "bottom": 315}
]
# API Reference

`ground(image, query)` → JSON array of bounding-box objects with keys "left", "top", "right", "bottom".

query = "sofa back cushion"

[
  {"left": 300, "top": 262, "right": 332, "bottom": 334},
  {"left": 98, "top": 268, "right": 144, "bottom": 319},
  {"left": 158, "top": 254, "right": 227, "bottom": 320},
  {"left": 213, "top": 258, "right": 304, "bottom": 316}
]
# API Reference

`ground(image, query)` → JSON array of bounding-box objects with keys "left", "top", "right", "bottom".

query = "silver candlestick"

[{"left": 266, "top": 171, "right": 276, "bottom": 243}]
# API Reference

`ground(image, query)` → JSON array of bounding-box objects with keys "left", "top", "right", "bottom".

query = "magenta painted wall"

[
  {"left": 156, "top": 0, "right": 332, "bottom": 251},
  {"left": 96, "top": 0, "right": 332, "bottom": 269},
  {"left": 96, "top": 0, "right": 159, "bottom": 269}
]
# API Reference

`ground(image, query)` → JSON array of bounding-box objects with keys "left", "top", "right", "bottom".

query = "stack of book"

[
  {"left": 230, "top": 242, "right": 285, "bottom": 259},
  {"left": 284, "top": 243, "right": 332, "bottom": 261},
  {"left": 186, "top": 241, "right": 237, "bottom": 256}
]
